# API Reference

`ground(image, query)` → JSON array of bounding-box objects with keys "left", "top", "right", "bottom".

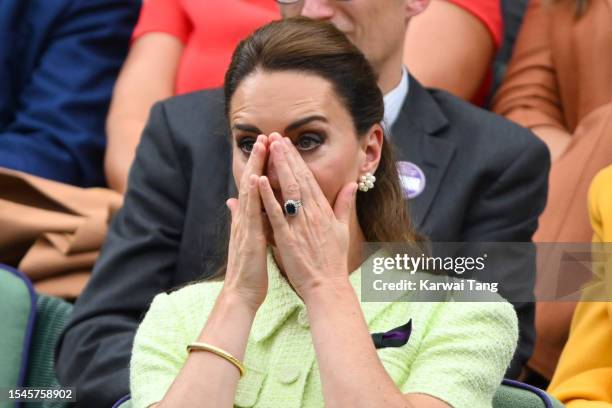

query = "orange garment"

[
  {"left": 493, "top": 0, "right": 612, "bottom": 134},
  {"left": 0, "top": 167, "right": 123, "bottom": 299},
  {"left": 548, "top": 166, "right": 612, "bottom": 407},
  {"left": 493, "top": 0, "right": 612, "bottom": 381}
]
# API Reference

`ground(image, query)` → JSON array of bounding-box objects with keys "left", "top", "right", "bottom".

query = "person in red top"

[
  {"left": 405, "top": 0, "right": 502, "bottom": 106},
  {"left": 131, "top": 0, "right": 279, "bottom": 93},
  {"left": 105, "top": 0, "right": 503, "bottom": 194}
]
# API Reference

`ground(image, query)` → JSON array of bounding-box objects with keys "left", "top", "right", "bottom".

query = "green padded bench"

[
  {"left": 495, "top": 379, "right": 565, "bottom": 408},
  {"left": 1, "top": 264, "right": 73, "bottom": 408},
  {"left": 1, "top": 264, "right": 37, "bottom": 408}
]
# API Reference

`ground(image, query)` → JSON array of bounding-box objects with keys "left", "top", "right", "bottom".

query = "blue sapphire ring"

[{"left": 283, "top": 199, "right": 303, "bottom": 217}]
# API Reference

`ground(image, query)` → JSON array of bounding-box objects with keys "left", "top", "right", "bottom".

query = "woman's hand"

[
  {"left": 222, "top": 135, "right": 270, "bottom": 312},
  {"left": 258, "top": 135, "right": 419, "bottom": 408},
  {"left": 258, "top": 133, "right": 358, "bottom": 302}
]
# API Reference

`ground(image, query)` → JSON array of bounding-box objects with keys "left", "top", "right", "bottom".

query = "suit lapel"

[{"left": 391, "top": 77, "right": 455, "bottom": 231}]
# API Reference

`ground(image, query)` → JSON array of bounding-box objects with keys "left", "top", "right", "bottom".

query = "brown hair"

[{"left": 225, "top": 17, "right": 420, "bottom": 244}]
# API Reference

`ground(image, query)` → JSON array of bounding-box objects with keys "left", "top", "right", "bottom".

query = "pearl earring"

[{"left": 358, "top": 172, "right": 376, "bottom": 192}]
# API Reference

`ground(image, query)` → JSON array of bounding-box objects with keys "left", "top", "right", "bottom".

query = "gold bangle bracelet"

[{"left": 186, "top": 342, "right": 246, "bottom": 377}]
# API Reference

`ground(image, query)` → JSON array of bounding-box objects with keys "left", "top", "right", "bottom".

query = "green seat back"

[
  {"left": 0, "top": 265, "right": 37, "bottom": 408},
  {"left": 494, "top": 379, "right": 565, "bottom": 408},
  {"left": 0, "top": 265, "right": 73, "bottom": 408},
  {"left": 24, "top": 295, "right": 73, "bottom": 408}
]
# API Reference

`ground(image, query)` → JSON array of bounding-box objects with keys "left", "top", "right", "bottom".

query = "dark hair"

[{"left": 208, "top": 18, "right": 421, "bottom": 279}]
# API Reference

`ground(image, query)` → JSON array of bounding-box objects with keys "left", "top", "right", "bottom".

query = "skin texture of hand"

[
  {"left": 223, "top": 135, "right": 271, "bottom": 312},
  {"left": 258, "top": 133, "right": 358, "bottom": 302}
]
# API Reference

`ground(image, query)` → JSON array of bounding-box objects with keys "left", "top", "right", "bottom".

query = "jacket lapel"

[{"left": 391, "top": 77, "right": 455, "bottom": 231}]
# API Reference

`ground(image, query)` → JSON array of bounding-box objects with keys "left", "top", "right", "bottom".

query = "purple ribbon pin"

[
  {"left": 371, "top": 319, "right": 412, "bottom": 349},
  {"left": 397, "top": 161, "right": 426, "bottom": 199}
]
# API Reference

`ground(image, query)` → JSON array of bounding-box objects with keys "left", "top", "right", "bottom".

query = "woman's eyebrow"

[
  {"left": 232, "top": 115, "right": 328, "bottom": 135},
  {"left": 284, "top": 115, "right": 328, "bottom": 133},
  {"left": 232, "top": 123, "right": 261, "bottom": 133}
]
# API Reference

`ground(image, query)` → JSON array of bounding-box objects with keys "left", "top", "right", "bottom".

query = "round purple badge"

[{"left": 396, "top": 161, "right": 426, "bottom": 199}]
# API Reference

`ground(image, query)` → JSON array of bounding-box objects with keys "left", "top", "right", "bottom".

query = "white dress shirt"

[{"left": 382, "top": 67, "right": 409, "bottom": 134}]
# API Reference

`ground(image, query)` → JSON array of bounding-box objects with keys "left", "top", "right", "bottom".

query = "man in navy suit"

[
  {"left": 57, "top": 1, "right": 550, "bottom": 406},
  {"left": 0, "top": 0, "right": 140, "bottom": 186}
]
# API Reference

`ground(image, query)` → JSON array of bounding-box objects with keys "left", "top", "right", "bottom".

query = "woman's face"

[{"left": 229, "top": 70, "right": 382, "bottom": 210}]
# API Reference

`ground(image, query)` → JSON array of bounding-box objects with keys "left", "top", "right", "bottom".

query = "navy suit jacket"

[
  {"left": 57, "top": 79, "right": 550, "bottom": 407},
  {"left": 0, "top": 0, "right": 140, "bottom": 186}
]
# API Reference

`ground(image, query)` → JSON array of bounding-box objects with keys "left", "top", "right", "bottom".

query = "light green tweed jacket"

[{"left": 130, "top": 255, "right": 518, "bottom": 408}]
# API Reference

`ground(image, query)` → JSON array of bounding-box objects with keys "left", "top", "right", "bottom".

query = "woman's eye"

[
  {"left": 296, "top": 133, "right": 323, "bottom": 151},
  {"left": 238, "top": 137, "right": 256, "bottom": 154}
]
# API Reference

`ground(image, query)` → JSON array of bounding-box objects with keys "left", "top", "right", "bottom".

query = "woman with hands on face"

[
  {"left": 130, "top": 18, "right": 519, "bottom": 408},
  {"left": 226, "top": 128, "right": 362, "bottom": 313}
]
